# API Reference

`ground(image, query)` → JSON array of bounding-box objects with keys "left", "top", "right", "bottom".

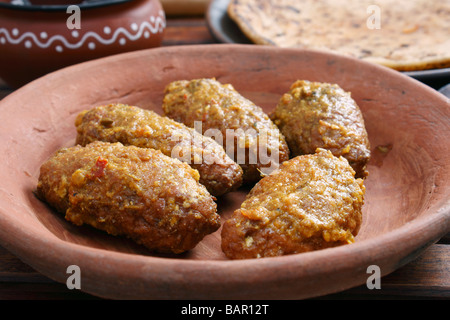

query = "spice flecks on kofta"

[
  {"left": 270, "top": 80, "right": 370, "bottom": 178},
  {"left": 162, "top": 78, "right": 290, "bottom": 184},
  {"left": 36, "top": 141, "right": 221, "bottom": 254},
  {"left": 75, "top": 103, "right": 243, "bottom": 197},
  {"left": 221, "top": 148, "right": 365, "bottom": 259}
]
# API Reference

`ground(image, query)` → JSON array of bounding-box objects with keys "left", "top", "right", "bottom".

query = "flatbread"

[{"left": 227, "top": 0, "right": 450, "bottom": 71}]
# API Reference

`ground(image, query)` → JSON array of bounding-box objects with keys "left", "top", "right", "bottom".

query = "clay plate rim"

[{"left": 0, "top": 44, "right": 449, "bottom": 299}]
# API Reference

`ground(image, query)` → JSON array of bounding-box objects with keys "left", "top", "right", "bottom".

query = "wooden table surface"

[{"left": 0, "top": 14, "right": 449, "bottom": 301}]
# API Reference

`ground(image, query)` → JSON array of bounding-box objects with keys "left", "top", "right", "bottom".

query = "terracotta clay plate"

[{"left": 0, "top": 44, "right": 448, "bottom": 300}]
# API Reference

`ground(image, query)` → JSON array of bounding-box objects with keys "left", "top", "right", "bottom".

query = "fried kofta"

[
  {"left": 75, "top": 103, "right": 243, "bottom": 197},
  {"left": 221, "top": 148, "right": 365, "bottom": 259},
  {"left": 36, "top": 141, "right": 221, "bottom": 254},
  {"left": 162, "top": 78, "right": 290, "bottom": 184},
  {"left": 270, "top": 80, "right": 370, "bottom": 178}
]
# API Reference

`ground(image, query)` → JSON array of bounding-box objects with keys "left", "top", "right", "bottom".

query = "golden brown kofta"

[
  {"left": 221, "top": 148, "right": 365, "bottom": 259},
  {"left": 162, "top": 78, "right": 290, "bottom": 184},
  {"left": 75, "top": 103, "right": 243, "bottom": 197},
  {"left": 270, "top": 80, "right": 370, "bottom": 178},
  {"left": 36, "top": 141, "right": 221, "bottom": 254}
]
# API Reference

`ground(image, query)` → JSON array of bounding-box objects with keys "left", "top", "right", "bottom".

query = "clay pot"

[{"left": 0, "top": 0, "right": 165, "bottom": 88}]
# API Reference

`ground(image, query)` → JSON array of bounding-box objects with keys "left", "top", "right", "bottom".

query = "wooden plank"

[
  {"left": 162, "top": 18, "right": 217, "bottom": 46},
  {"left": 160, "top": 0, "right": 209, "bottom": 16},
  {"left": 0, "top": 283, "right": 99, "bottom": 300},
  {"left": 325, "top": 244, "right": 450, "bottom": 299}
]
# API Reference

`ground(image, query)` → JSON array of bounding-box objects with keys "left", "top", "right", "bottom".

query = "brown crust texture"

[
  {"left": 227, "top": 0, "right": 450, "bottom": 71},
  {"left": 221, "top": 149, "right": 365, "bottom": 259},
  {"left": 162, "top": 78, "right": 290, "bottom": 184},
  {"left": 75, "top": 103, "right": 243, "bottom": 197},
  {"left": 270, "top": 80, "right": 370, "bottom": 178},
  {"left": 36, "top": 141, "right": 220, "bottom": 254}
]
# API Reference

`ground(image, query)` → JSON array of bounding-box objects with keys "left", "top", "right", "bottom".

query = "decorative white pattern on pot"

[{"left": 0, "top": 10, "right": 165, "bottom": 52}]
